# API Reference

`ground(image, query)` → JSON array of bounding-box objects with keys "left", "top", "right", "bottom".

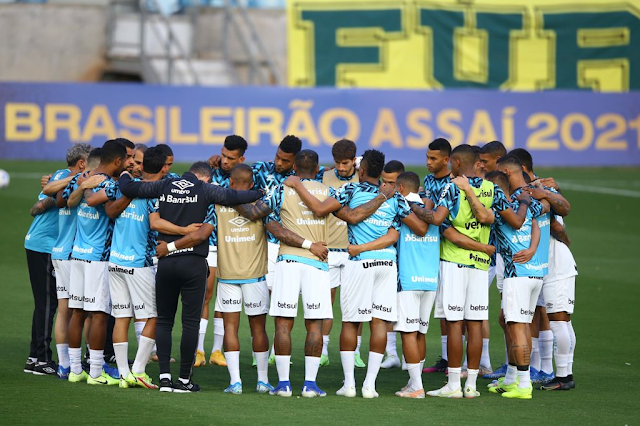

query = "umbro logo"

[
  {"left": 298, "top": 201, "right": 308, "bottom": 208},
  {"left": 172, "top": 180, "right": 194, "bottom": 191},
  {"left": 229, "top": 216, "right": 250, "bottom": 227},
  {"left": 380, "top": 201, "right": 392, "bottom": 210}
]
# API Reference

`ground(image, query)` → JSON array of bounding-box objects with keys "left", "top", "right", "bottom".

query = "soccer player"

[
  {"left": 479, "top": 140, "right": 507, "bottom": 175},
  {"left": 41, "top": 144, "right": 94, "bottom": 378},
  {"left": 106, "top": 146, "right": 169, "bottom": 389},
  {"left": 23, "top": 145, "right": 91, "bottom": 376},
  {"left": 484, "top": 169, "right": 547, "bottom": 399},
  {"left": 285, "top": 149, "right": 428, "bottom": 398},
  {"left": 118, "top": 161, "right": 263, "bottom": 393},
  {"left": 419, "top": 138, "right": 453, "bottom": 374},
  {"left": 318, "top": 139, "right": 361, "bottom": 367},
  {"left": 378, "top": 160, "right": 405, "bottom": 370},
  {"left": 131, "top": 144, "right": 147, "bottom": 179},
  {"left": 196, "top": 135, "right": 248, "bottom": 369},
  {"left": 157, "top": 144, "right": 180, "bottom": 179},
  {"left": 65, "top": 140, "right": 131, "bottom": 385},
  {"left": 410, "top": 144, "right": 529, "bottom": 398}
]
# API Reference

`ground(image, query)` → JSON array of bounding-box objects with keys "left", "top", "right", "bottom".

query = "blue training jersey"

[
  {"left": 495, "top": 194, "right": 544, "bottom": 278},
  {"left": 332, "top": 181, "right": 410, "bottom": 261},
  {"left": 109, "top": 181, "right": 159, "bottom": 268},
  {"left": 52, "top": 172, "right": 81, "bottom": 260},
  {"left": 206, "top": 168, "right": 231, "bottom": 247},
  {"left": 397, "top": 197, "right": 439, "bottom": 291},
  {"left": 71, "top": 174, "right": 116, "bottom": 262},
  {"left": 25, "top": 168, "right": 71, "bottom": 254},
  {"left": 420, "top": 174, "right": 451, "bottom": 204}
]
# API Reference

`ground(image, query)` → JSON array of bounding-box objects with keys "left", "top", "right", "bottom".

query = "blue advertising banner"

[{"left": 1, "top": 82, "right": 639, "bottom": 166}]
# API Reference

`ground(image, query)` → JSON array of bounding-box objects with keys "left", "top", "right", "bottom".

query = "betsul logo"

[{"left": 171, "top": 180, "right": 194, "bottom": 191}]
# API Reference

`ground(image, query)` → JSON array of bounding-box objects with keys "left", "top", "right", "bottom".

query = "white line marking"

[
  {"left": 5, "top": 172, "right": 48, "bottom": 179},
  {"left": 557, "top": 182, "right": 640, "bottom": 199}
]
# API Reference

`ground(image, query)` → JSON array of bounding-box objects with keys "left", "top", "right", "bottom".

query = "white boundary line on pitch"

[{"left": 557, "top": 182, "right": 640, "bottom": 199}]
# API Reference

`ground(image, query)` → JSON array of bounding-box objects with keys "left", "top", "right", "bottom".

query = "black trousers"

[
  {"left": 155, "top": 255, "right": 208, "bottom": 379},
  {"left": 25, "top": 249, "right": 57, "bottom": 363}
]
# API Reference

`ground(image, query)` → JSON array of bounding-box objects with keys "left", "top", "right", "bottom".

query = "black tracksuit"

[{"left": 119, "top": 172, "right": 262, "bottom": 379}]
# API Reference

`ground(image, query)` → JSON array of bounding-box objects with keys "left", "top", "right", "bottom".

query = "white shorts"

[
  {"left": 328, "top": 250, "right": 349, "bottom": 289},
  {"left": 265, "top": 242, "right": 279, "bottom": 290},
  {"left": 495, "top": 254, "right": 505, "bottom": 292},
  {"left": 269, "top": 260, "right": 332, "bottom": 320},
  {"left": 52, "top": 259, "right": 71, "bottom": 300},
  {"left": 215, "top": 280, "right": 269, "bottom": 316},
  {"left": 503, "top": 276, "right": 543, "bottom": 323},
  {"left": 435, "top": 261, "right": 489, "bottom": 321},
  {"left": 543, "top": 277, "right": 575, "bottom": 314},
  {"left": 207, "top": 246, "right": 218, "bottom": 268},
  {"left": 536, "top": 288, "right": 546, "bottom": 308},
  {"left": 394, "top": 291, "right": 436, "bottom": 334},
  {"left": 340, "top": 259, "right": 397, "bottom": 323},
  {"left": 488, "top": 265, "right": 496, "bottom": 288},
  {"left": 69, "top": 259, "right": 110, "bottom": 313},
  {"left": 109, "top": 264, "right": 157, "bottom": 319}
]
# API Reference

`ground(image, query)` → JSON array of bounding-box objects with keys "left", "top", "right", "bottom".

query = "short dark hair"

[
  {"left": 100, "top": 140, "right": 127, "bottom": 164},
  {"left": 231, "top": 163, "right": 253, "bottom": 181},
  {"left": 189, "top": 161, "right": 213, "bottom": 180},
  {"left": 114, "top": 138, "right": 135, "bottom": 151},
  {"left": 361, "top": 149, "right": 385, "bottom": 179},
  {"left": 428, "top": 138, "right": 452, "bottom": 156},
  {"left": 396, "top": 171, "right": 420, "bottom": 192},
  {"left": 87, "top": 148, "right": 102, "bottom": 168},
  {"left": 295, "top": 149, "right": 319, "bottom": 174},
  {"left": 156, "top": 144, "right": 174, "bottom": 157},
  {"left": 332, "top": 139, "right": 357, "bottom": 161},
  {"left": 383, "top": 160, "right": 405, "bottom": 174},
  {"left": 496, "top": 154, "right": 523, "bottom": 171},
  {"left": 485, "top": 170, "right": 510, "bottom": 189},
  {"left": 509, "top": 148, "right": 534, "bottom": 173},
  {"left": 450, "top": 144, "right": 476, "bottom": 167},
  {"left": 224, "top": 135, "right": 248, "bottom": 155},
  {"left": 279, "top": 135, "right": 302, "bottom": 155},
  {"left": 142, "top": 146, "right": 166, "bottom": 174},
  {"left": 134, "top": 143, "right": 148, "bottom": 154},
  {"left": 481, "top": 141, "right": 507, "bottom": 157},
  {"left": 471, "top": 145, "right": 482, "bottom": 161},
  {"left": 66, "top": 143, "right": 92, "bottom": 167}
]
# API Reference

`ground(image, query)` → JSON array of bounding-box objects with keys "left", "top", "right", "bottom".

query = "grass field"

[{"left": 0, "top": 160, "right": 638, "bottom": 426}]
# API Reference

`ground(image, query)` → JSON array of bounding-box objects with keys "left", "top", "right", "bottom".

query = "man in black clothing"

[{"left": 119, "top": 161, "right": 263, "bottom": 392}]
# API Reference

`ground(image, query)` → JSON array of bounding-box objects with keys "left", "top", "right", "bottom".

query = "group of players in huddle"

[{"left": 23, "top": 134, "right": 577, "bottom": 399}]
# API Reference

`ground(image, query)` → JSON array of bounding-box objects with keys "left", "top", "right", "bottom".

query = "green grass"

[{"left": 0, "top": 160, "right": 638, "bottom": 425}]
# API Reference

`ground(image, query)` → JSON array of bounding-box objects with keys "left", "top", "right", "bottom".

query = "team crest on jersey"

[
  {"left": 172, "top": 180, "right": 194, "bottom": 191},
  {"left": 229, "top": 216, "right": 251, "bottom": 227},
  {"left": 380, "top": 201, "right": 392, "bottom": 210}
]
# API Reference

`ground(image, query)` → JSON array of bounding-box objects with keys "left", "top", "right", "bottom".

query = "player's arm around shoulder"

[
  {"left": 335, "top": 183, "right": 393, "bottom": 224},
  {"left": 283, "top": 176, "right": 340, "bottom": 217},
  {"left": 348, "top": 227, "right": 399, "bottom": 258},
  {"left": 441, "top": 227, "right": 495, "bottom": 257}
]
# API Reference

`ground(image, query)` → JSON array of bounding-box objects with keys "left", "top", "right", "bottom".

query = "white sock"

[
  {"left": 480, "top": 338, "right": 491, "bottom": 368},
  {"left": 29, "top": 356, "right": 37, "bottom": 363},
  {"left": 355, "top": 336, "right": 362, "bottom": 355},
  {"left": 517, "top": 367, "right": 531, "bottom": 388},
  {"left": 134, "top": 321, "right": 145, "bottom": 345},
  {"left": 530, "top": 337, "right": 541, "bottom": 371},
  {"left": 539, "top": 329, "right": 554, "bottom": 374},
  {"left": 550, "top": 321, "right": 570, "bottom": 377},
  {"left": 160, "top": 373, "right": 171, "bottom": 381},
  {"left": 447, "top": 366, "right": 461, "bottom": 390},
  {"left": 255, "top": 351, "right": 269, "bottom": 383},
  {"left": 340, "top": 351, "right": 355, "bottom": 387},
  {"left": 305, "top": 356, "right": 320, "bottom": 382},
  {"left": 56, "top": 343, "right": 70, "bottom": 369},
  {"left": 197, "top": 318, "right": 208, "bottom": 353},
  {"left": 363, "top": 352, "right": 384, "bottom": 389},
  {"left": 407, "top": 363, "right": 422, "bottom": 390},
  {"left": 441, "top": 335, "right": 448, "bottom": 361},
  {"left": 226, "top": 351, "right": 241, "bottom": 384},
  {"left": 89, "top": 349, "right": 104, "bottom": 379},
  {"left": 132, "top": 336, "right": 155, "bottom": 374},
  {"left": 419, "top": 359, "right": 425, "bottom": 372},
  {"left": 113, "top": 342, "right": 130, "bottom": 378},
  {"left": 568, "top": 321, "right": 576, "bottom": 376},
  {"left": 504, "top": 364, "right": 517, "bottom": 385},
  {"left": 321, "top": 335, "right": 329, "bottom": 357},
  {"left": 212, "top": 318, "right": 224, "bottom": 353},
  {"left": 69, "top": 347, "right": 82, "bottom": 375},
  {"left": 179, "top": 377, "right": 189, "bottom": 384},
  {"left": 386, "top": 332, "right": 397, "bottom": 357},
  {"left": 275, "top": 355, "right": 291, "bottom": 382},
  {"left": 466, "top": 368, "right": 479, "bottom": 390}
]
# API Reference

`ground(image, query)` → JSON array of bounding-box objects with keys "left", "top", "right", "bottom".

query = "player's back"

[
  {"left": 110, "top": 193, "right": 156, "bottom": 268},
  {"left": 72, "top": 175, "right": 114, "bottom": 261}
]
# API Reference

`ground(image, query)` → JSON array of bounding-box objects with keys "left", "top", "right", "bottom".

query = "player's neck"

[
  {"left": 458, "top": 167, "right": 477, "bottom": 178},
  {"left": 296, "top": 172, "right": 315, "bottom": 180},
  {"left": 510, "top": 179, "right": 526, "bottom": 194},
  {"left": 433, "top": 169, "right": 449, "bottom": 179},
  {"left": 143, "top": 172, "right": 162, "bottom": 182},
  {"left": 361, "top": 176, "right": 379, "bottom": 186}
]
